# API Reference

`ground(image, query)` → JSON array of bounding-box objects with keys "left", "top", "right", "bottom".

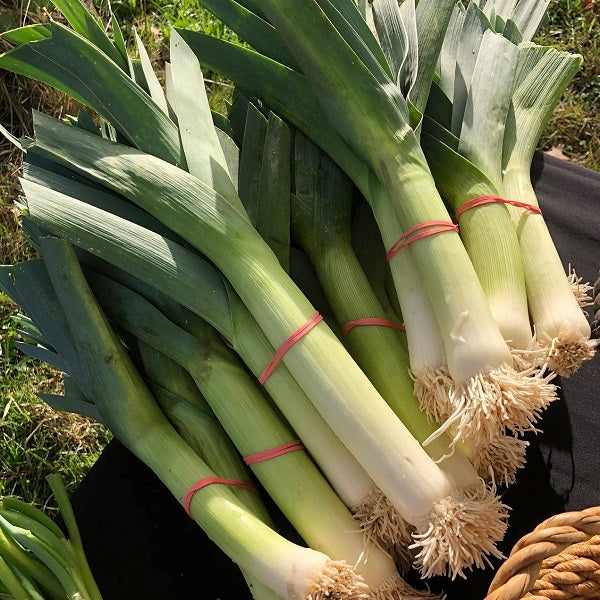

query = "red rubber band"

[
  {"left": 258, "top": 311, "right": 323, "bottom": 384},
  {"left": 183, "top": 477, "right": 257, "bottom": 517},
  {"left": 386, "top": 221, "right": 458, "bottom": 261},
  {"left": 455, "top": 195, "right": 542, "bottom": 219},
  {"left": 342, "top": 317, "right": 405, "bottom": 337},
  {"left": 244, "top": 440, "right": 304, "bottom": 465}
]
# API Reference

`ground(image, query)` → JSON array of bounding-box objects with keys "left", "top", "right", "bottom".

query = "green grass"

[{"left": 536, "top": 0, "right": 600, "bottom": 169}]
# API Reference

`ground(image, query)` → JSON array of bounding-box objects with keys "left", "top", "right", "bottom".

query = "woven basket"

[{"left": 484, "top": 507, "right": 600, "bottom": 599}]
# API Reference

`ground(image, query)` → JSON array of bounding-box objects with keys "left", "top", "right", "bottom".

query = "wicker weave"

[{"left": 485, "top": 507, "right": 600, "bottom": 600}]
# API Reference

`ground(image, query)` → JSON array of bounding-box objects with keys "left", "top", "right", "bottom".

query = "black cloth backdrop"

[{"left": 67, "top": 153, "right": 600, "bottom": 599}]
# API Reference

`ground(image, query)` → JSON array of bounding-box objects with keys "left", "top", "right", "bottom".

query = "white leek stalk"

[{"left": 502, "top": 45, "right": 596, "bottom": 375}]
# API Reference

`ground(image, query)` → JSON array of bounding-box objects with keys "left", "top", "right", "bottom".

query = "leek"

[{"left": 19, "top": 106, "right": 503, "bottom": 578}]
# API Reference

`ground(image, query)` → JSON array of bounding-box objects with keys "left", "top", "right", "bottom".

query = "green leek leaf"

[
  {"left": 169, "top": 30, "right": 239, "bottom": 205},
  {"left": 0, "top": 23, "right": 181, "bottom": 165},
  {"left": 196, "top": 0, "right": 299, "bottom": 69},
  {"left": 254, "top": 112, "right": 291, "bottom": 271},
  {"left": 135, "top": 32, "right": 169, "bottom": 115},
  {"left": 239, "top": 102, "right": 269, "bottom": 220},
  {"left": 50, "top": 0, "right": 128, "bottom": 70}
]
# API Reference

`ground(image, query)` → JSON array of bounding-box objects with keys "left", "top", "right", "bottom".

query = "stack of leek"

[
  {"left": 0, "top": 0, "right": 593, "bottom": 589},
  {"left": 0, "top": 240, "right": 370, "bottom": 600},
  {"left": 174, "top": 0, "right": 561, "bottom": 459},
  {"left": 0, "top": 0, "right": 510, "bottom": 581}
]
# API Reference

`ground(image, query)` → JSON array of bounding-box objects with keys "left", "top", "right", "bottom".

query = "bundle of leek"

[
  {"left": 84, "top": 269, "right": 428, "bottom": 598},
  {"left": 22, "top": 102, "right": 413, "bottom": 564},
  {"left": 424, "top": 0, "right": 596, "bottom": 379},
  {"left": 176, "top": 0, "right": 558, "bottom": 454},
  {"left": 0, "top": 1, "right": 509, "bottom": 578},
  {"left": 293, "top": 125, "right": 530, "bottom": 484}
]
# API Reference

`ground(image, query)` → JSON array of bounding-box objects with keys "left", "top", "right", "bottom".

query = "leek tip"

[
  {"left": 352, "top": 488, "right": 413, "bottom": 572},
  {"left": 410, "top": 481, "right": 508, "bottom": 580}
]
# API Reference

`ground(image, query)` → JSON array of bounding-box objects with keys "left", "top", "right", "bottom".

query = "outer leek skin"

[
  {"left": 502, "top": 170, "right": 592, "bottom": 346},
  {"left": 422, "top": 133, "right": 532, "bottom": 350},
  {"left": 36, "top": 238, "right": 361, "bottom": 600},
  {"left": 369, "top": 187, "right": 446, "bottom": 374}
]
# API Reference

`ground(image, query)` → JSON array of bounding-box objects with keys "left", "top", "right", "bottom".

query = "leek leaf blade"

[
  {"left": 50, "top": 0, "right": 128, "bottom": 70},
  {"left": 0, "top": 23, "right": 182, "bottom": 165}
]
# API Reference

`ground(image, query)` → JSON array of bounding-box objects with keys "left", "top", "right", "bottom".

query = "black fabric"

[{"left": 70, "top": 153, "right": 599, "bottom": 599}]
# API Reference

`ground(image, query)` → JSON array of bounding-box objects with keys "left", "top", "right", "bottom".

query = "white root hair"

[
  {"left": 307, "top": 561, "right": 369, "bottom": 600},
  {"left": 410, "top": 480, "right": 508, "bottom": 580},
  {"left": 419, "top": 364, "right": 556, "bottom": 450},
  {"left": 471, "top": 433, "right": 529, "bottom": 487},
  {"left": 352, "top": 487, "right": 413, "bottom": 572}
]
